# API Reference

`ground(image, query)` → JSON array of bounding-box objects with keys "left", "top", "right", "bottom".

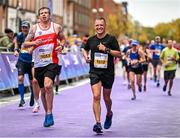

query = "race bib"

[
  {"left": 131, "top": 64, "right": 139, "bottom": 68},
  {"left": 94, "top": 53, "right": 108, "bottom": 68},
  {"left": 39, "top": 50, "right": 51, "bottom": 62},
  {"left": 131, "top": 60, "right": 140, "bottom": 68},
  {"left": 21, "top": 47, "right": 29, "bottom": 53},
  {"left": 166, "top": 56, "right": 175, "bottom": 65},
  {"left": 155, "top": 49, "right": 161, "bottom": 56}
]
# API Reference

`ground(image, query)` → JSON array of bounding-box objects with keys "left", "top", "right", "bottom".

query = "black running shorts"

[
  {"left": 164, "top": 70, "right": 176, "bottom": 81},
  {"left": 57, "top": 65, "right": 62, "bottom": 76},
  {"left": 16, "top": 60, "right": 33, "bottom": 80},
  {"left": 35, "top": 63, "right": 59, "bottom": 88},
  {"left": 129, "top": 65, "right": 143, "bottom": 75},
  {"left": 151, "top": 59, "right": 162, "bottom": 68},
  {"left": 142, "top": 64, "right": 148, "bottom": 72},
  {"left": 89, "top": 72, "right": 114, "bottom": 89}
]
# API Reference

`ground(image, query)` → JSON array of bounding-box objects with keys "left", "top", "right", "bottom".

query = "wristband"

[
  {"left": 14, "top": 48, "right": 19, "bottom": 52},
  {"left": 105, "top": 48, "right": 111, "bottom": 54}
]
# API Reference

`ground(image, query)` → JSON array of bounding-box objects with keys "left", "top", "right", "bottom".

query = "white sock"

[{"left": 34, "top": 99, "right": 40, "bottom": 107}]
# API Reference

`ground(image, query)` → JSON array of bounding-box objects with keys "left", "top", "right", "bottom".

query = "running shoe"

[
  {"left": 138, "top": 86, "right": 142, "bottom": 92},
  {"left": 128, "top": 84, "right": 131, "bottom": 89},
  {"left": 19, "top": 99, "right": 25, "bottom": 107},
  {"left": 157, "top": 82, "right": 160, "bottom": 87},
  {"left": 32, "top": 105, "right": 40, "bottom": 113},
  {"left": 43, "top": 113, "right": 54, "bottom": 127},
  {"left": 93, "top": 122, "right": 103, "bottom": 134},
  {"left": 131, "top": 95, "right": 136, "bottom": 100},
  {"left": 104, "top": 112, "right": 113, "bottom": 129},
  {"left": 168, "top": 91, "right": 172, "bottom": 96},
  {"left": 163, "top": 85, "right": 167, "bottom": 92},
  {"left": 143, "top": 85, "right": 146, "bottom": 92}
]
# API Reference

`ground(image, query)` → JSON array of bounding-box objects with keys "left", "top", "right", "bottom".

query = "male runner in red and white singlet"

[{"left": 23, "top": 7, "right": 65, "bottom": 127}]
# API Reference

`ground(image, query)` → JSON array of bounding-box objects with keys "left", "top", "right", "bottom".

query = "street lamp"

[
  {"left": 92, "top": 0, "right": 104, "bottom": 18},
  {"left": 122, "top": 1, "right": 128, "bottom": 36},
  {"left": 122, "top": 1, "right": 128, "bottom": 16},
  {"left": 92, "top": 8, "right": 97, "bottom": 13},
  {"left": 91, "top": 7, "right": 104, "bottom": 18},
  {"left": 98, "top": 8, "right": 104, "bottom": 13}
]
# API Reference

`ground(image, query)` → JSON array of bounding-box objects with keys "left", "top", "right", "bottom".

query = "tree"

[
  {"left": 171, "top": 19, "right": 180, "bottom": 42},
  {"left": 154, "top": 23, "right": 171, "bottom": 39},
  {"left": 153, "top": 18, "right": 180, "bottom": 42},
  {"left": 106, "top": 14, "right": 125, "bottom": 38}
]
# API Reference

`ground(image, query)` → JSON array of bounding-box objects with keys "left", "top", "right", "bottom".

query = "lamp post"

[
  {"left": 92, "top": 7, "right": 104, "bottom": 18},
  {"left": 92, "top": 0, "right": 104, "bottom": 18},
  {"left": 122, "top": 1, "right": 128, "bottom": 36},
  {"left": 16, "top": 0, "right": 21, "bottom": 32},
  {"left": 122, "top": 1, "right": 128, "bottom": 16},
  {"left": 90, "top": 0, "right": 104, "bottom": 34}
]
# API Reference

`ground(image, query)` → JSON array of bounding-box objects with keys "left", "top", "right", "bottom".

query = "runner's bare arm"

[
  {"left": 97, "top": 43, "right": 121, "bottom": 58},
  {"left": 146, "top": 49, "right": 152, "bottom": 60},
  {"left": 54, "top": 24, "right": 66, "bottom": 51},
  {"left": 23, "top": 25, "right": 42, "bottom": 48},
  {"left": 107, "top": 49, "right": 121, "bottom": 58},
  {"left": 14, "top": 37, "right": 19, "bottom": 56},
  {"left": 56, "top": 24, "right": 66, "bottom": 45},
  {"left": 139, "top": 50, "right": 145, "bottom": 63},
  {"left": 160, "top": 51, "right": 165, "bottom": 63},
  {"left": 82, "top": 48, "right": 90, "bottom": 63},
  {"left": 126, "top": 50, "right": 131, "bottom": 64}
]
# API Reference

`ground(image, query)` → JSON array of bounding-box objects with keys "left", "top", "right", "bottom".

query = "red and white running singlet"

[{"left": 33, "top": 22, "right": 58, "bottom": 68}]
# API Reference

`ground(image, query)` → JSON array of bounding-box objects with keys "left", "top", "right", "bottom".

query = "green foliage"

[
  {"left": 154, "top": 19, "right": 180, "bottom": 42},
  {"left": 170, "top": 19, "right": 180, "bottom": 42},
  {"left": 126, "top": 18, "right": 180, "bottom": 43},
  {"left": 90, "top": 13, "right": 179, "bottom": 43},
  {"left": 106, "top": 14, "right": 125, "bottom": 38}
]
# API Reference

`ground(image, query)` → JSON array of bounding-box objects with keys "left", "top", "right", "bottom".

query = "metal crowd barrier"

[
  {"left": 0, "top": 52, "right": 89, "bottom": 93},
  {"left": 0, "top": 47, "right": 10, "bottom": 52}
]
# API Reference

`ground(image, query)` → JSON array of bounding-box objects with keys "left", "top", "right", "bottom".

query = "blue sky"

[{"left": 114, "top": 0, "right": 180, "bottom": 27}]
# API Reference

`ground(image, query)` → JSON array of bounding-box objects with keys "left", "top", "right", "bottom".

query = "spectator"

[
  {"left": 5, "top": 28, "right": 15, "bottom": 51},
  {"left": 0, "top": 29, "right": 14, "bottom": 52},
  {"left": 80, "top": 34, "right": 89, "bottom": 50}
]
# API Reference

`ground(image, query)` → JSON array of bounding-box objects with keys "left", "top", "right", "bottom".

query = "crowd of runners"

[{"left": 119, "top": 36, "right": 179, "bottom": 100}]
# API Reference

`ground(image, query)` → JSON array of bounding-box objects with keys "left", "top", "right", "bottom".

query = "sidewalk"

[{"left": 0, "top": 76, "right": 180, "bottom": 137}]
